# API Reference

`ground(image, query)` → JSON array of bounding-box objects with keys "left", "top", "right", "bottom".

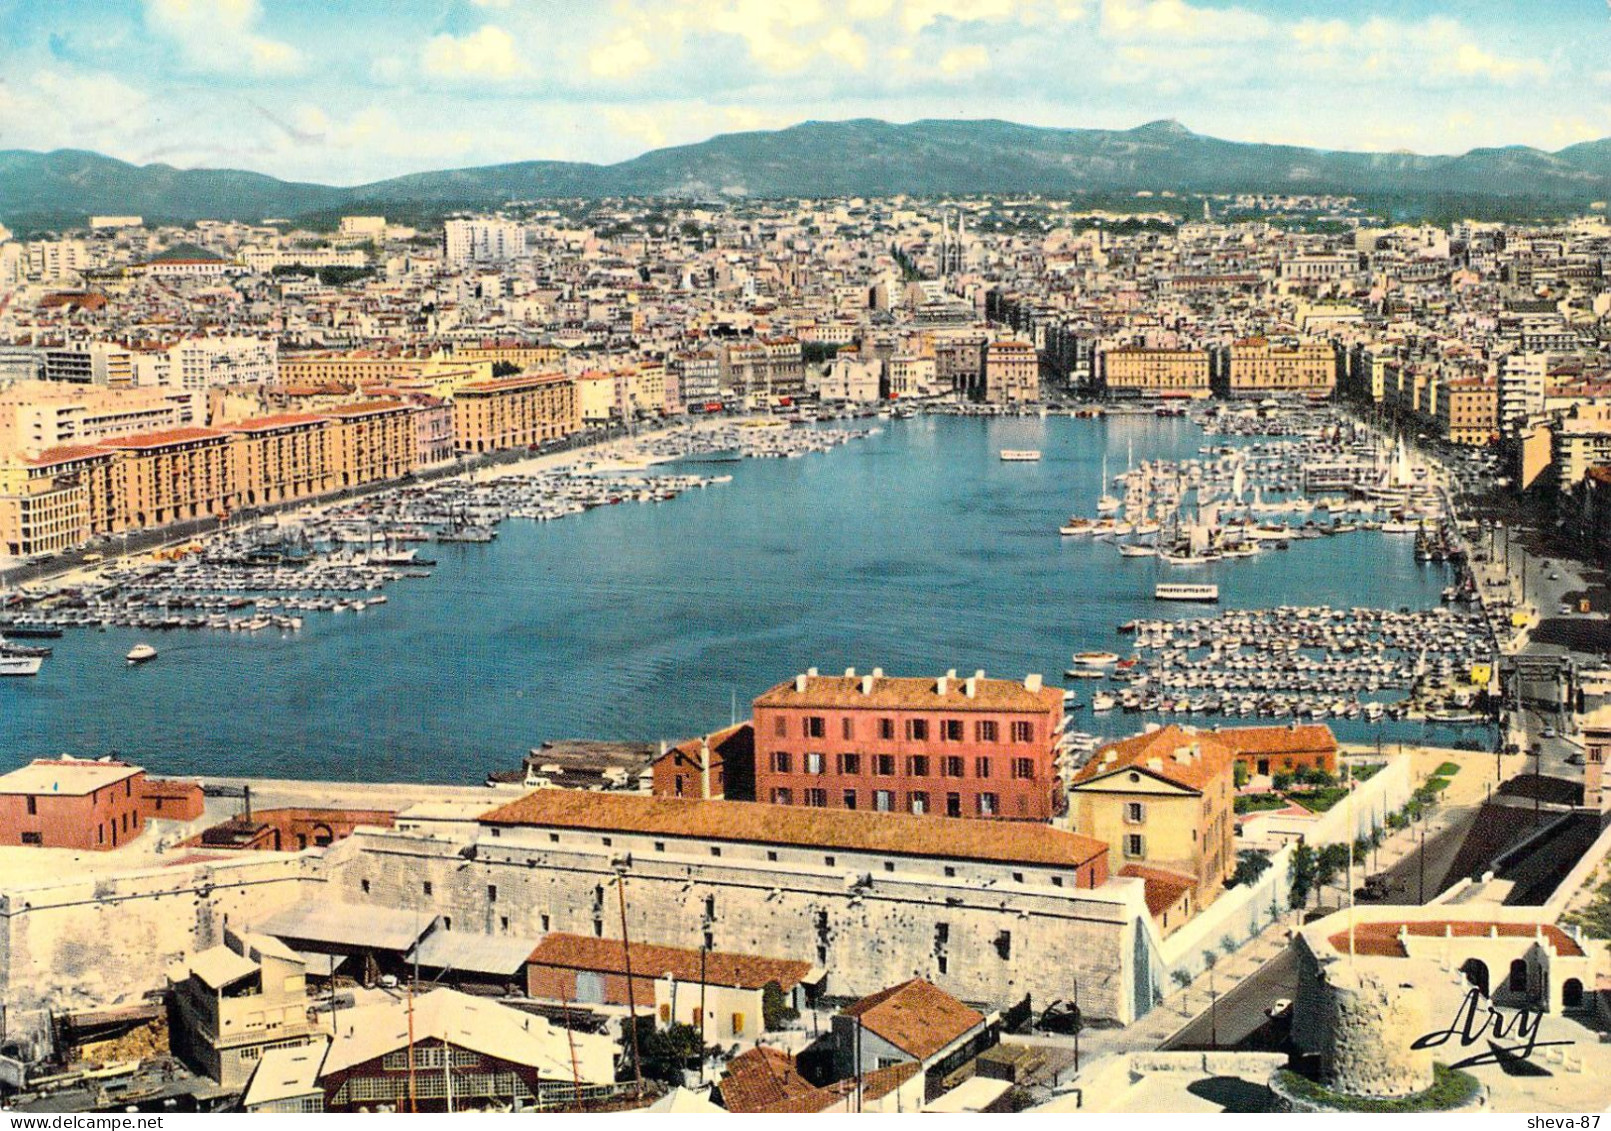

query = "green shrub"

[
  {"left": 1274, "top": 1064, "right": 1480, "bottom": 1113},
  {"left": 1434, "top": 762, "right": 1461, "bottom": 777}
]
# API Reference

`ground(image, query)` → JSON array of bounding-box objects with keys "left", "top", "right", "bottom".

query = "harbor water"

[{"left": 1, "top": 415, "right": 1483, "bottom": 782}]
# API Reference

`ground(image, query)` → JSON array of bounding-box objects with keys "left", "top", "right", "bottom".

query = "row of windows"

[
  {"left": 767, "top": 752, "right": 1038, "bottom": 780},
  {"left": 774, "top": 715, "right": 1036, "bottom": 744},
  {"left": 769, "top": 786, "right": 1008, "bottom": 817}
]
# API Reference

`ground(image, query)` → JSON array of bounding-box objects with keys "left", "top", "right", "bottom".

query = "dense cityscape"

[{"left": 4, "top": 0, "right": 1611, "bottom": 1119}]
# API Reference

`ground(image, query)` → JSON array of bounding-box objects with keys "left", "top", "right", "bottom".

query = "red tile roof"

[
  {"left": 227, "top": 413, "right": 329, "bottom": 433},
  {"left": 753, "top": 673, "right": 1061, "bottom": 715},
  {"left": 105, "top": 426, "right": 228, "bottom": 450},
  {"left": 1118, "top": 864, "right": 1197, "bottom": 917},
  {"left": 321, "top": 399, "right": 407, "bottom": 417},
  {"left": 527, "top": 933, "right": 813, "bottom": 991},
  {"left": 1073, "top": 725, "right": 1234, "bottom": 793},
  {"left": 28, "top": 443, "right": 115, "bottom": 466},
  {"left": 841, "top": 979, "right": 984, "bottom": 1061},
  {"left": 479, "top": 790, "right": 1107, "bottom": 870}
]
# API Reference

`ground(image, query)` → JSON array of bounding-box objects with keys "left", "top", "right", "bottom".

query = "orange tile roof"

[
  {"left": 28, "top": 443, "right": 114, "bottom": 466},
  {"left": 321, "top": 399, "right": 407, "bottom": 417},
  {"left": 105, "top": 426, "right": 228, "bottom": 450},
  {"left": 1212, "top": 724, "right": 1338, "bottom": 756},
  {"left": 841, "top": 979, "right": 984, "bottom": 1061},
  {"left": 1118, "top": 864, "right": 1198, "bottom": 917},
  {"left": 1073, "top": 725, "right": 1234, "bottom": 793},
  {"left": 1328, "top": 920, "right": 1583, "bottom": 958},
  {"left": 479, "top": 790, "right": 1107, "bottom": 870},
  {"left": 527, "top": 933, "right": 813, "bottom": 991},
  {"left": 753, "top": 673, "right": 1061, "bottom": 715},
  {"left": 718, "top": 1046, "right": 835, "bottom": 1114},
  {"left": 228, "top": 413, "right": 329, "bottom": 433},
  {"left": 459, "top": 373, "right": 569, "bottom": 393}
]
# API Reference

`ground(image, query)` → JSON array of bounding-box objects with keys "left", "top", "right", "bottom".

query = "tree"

[
  {"left": 1233, "top": 762, "right": 1249, "bottom": 789},
  {"left": 1231, "top": 848, "right": 1272, "bottom": 888},
  {"left": 762, "top": 981, "right": 798, "bottom": 1031},
  {"left": 1220, "top": 934, "right": 1238, "bottom": 960},
  {"left": 630, "top": 1018, "right": 716, "bottom": 1086},
  {"left": 1289, "top": 841, "right": 1316, "bottom": 909},
  {"left": 1170, "top": 968, "right": 1192, "bottom": 1013},
  {"left": 1272, "top": 771, "right": 1294, "bottom": 792},
  {"left": 491, "top": 360, "right": 522, "bottom": 378}
]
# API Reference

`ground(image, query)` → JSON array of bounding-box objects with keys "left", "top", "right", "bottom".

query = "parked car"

[{"left": 1542, "top": 726, "right": 1558, "bottom": 739}]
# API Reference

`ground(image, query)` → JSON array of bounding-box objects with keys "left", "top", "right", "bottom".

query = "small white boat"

[
  {"left": 1092, "top": 691, "right": 1116, "bottom": 712},
  {"left": 1071, "top": 651, "right": 1121, "bottom": 668},
  {"left": 1000, "top": 449, "right": 1042, "bottom": 462},
  {"left": 126, "top": 643, "right": 157, "bottom": 665},
  {"left": 1118, "top": 543, "right": 1156, "bottom": 558}
]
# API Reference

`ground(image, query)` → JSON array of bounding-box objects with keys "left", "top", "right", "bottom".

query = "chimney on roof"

[
  {"left": 845, "top": 667, "right": 856, "bottom": 678},
  {"left": 861, "top": 674, "right": 874, "bottom": 695},
  {"left": 873, "top": 667, "right": 884, "bottom": 678},
  {"left": 974, "top": 669, "right": 985, "bottom": 682},
  {"left": 1147, "top": 757, "right": 1164, "bottom": 771},
  {"left": 1024, "top": 674, "right": 1042, "bottom": 693},
  {"left": 965, "top": 676, "right": 978, "bottom": 698},
  {"left": 1103, "top": 750, "right": 1117, "bottom": 764},
  {"left": 807, "top": 666, "right": 819, "bottom": 677},
  {"left": 794, "top": 673, "right": 808, "bottom": 693},
  {"left": 947, "top": 668, "right": 958, "bottom": 680},
  {"left": 937, "top": 675, "right": 949, "bottom": 696}
]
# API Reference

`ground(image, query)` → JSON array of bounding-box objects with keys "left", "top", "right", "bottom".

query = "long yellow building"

[
  {"left": 1226, "top": 338, "right": 1338, "bottom": 396},
  {"left": 451, "top": 373, "right": 580, "bottom": 454},
  {"left": 1102, "top": 347, "right": 1212, "bottom": 398}
]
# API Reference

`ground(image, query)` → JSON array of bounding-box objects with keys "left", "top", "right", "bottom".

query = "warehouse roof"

[
  {"left": 0, "top": 757, "right": 142, "bottom": 797},
  {"left": 480, "top": 790, "right": 1107, "bottom": 870}
]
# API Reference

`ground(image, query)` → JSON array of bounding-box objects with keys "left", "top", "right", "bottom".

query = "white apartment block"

[
  {"left": 168, "top": 337, "right": 279, "bottom": 390},
  {"left": 444, "top": 219, "right": 528, "bottom": 265},
  {"left": 1499, "top": 353, "right": 1547, "bottom": 432},
  {"left": 27, "top": 240, "right": 91, "bottom": 281}
]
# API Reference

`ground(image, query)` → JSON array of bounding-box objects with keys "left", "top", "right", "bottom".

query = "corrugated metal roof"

[
  {"left": 257, "top": 903, "right": 430, "bottom": 952},
  {"left": 409, "top": 931, "right": 538, "bottom": 977}
]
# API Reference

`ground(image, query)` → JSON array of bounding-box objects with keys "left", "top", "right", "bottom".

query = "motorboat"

[{"left": 126, "top": 643, "right": 158, "bottom": 665}]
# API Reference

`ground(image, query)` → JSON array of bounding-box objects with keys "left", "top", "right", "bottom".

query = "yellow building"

[
  {"left": 1226, "top": 338, "right": 1337, "bottom": 397},
  {"left": 322, "top": 401, "right": 417, "bottom": 488},
  {"left": 0, "top": 459, "right": 88, "bottom": 557},
  {"left": 1067, "top": 725, "right": 1236, "bottom": 923},
  {"left": 109, "top": 427, "right": 237, "bottom": 527},
  {"left": 1102, "top": 347, "right": 1212, "bottom": 398},
  {"left": 226, "top": 414, "right": 335, "bottom": 507},
  {"left": 451, "top": 343, "right": 564, "bottom": 371},
  {"left": 451, "top": 373, "right": 580, "bottom": 454},
  {"left": 278, "top": 353, "right": 492, "bottom": 391},
  {"left": 1436, "top": 378, "right": 1498, "bottom": 446},
  {"left": 983, "top": 339, "right": 1039, "bottom": 405}
]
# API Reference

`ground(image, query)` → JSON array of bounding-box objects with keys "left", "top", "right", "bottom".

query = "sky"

[{"left": 0, "top": 0, "right": 1608, "bottom": 185}]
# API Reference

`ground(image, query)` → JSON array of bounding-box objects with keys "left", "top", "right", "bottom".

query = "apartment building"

[
  {"left": 982, "top": 339, "right": 1039, "bottom": 405},
  {"left": 1225, "top": 338, "right": 1337, "bottom": 397},
  {"left": 750, "top": 669, "right": 1064, "bottom": 821},
  {"left": 1101, "top": 347, "right": 1212, "bottom": 398},
  {"left": 451, "top": 373, "right": 580, "bottom": 454},
  {"left": 1437, "top": 378, "right": 1499, "bottom": 446}
]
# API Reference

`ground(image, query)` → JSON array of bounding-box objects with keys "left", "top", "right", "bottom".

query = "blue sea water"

[{"left": 1, "top": 415, "right": 1482, "bottom": 782}]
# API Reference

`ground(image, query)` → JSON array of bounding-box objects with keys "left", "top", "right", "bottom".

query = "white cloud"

[
  {"left": 819, "top": 26, "right": 871, "bottom": 70},
  {"left": 938, "top": 44, "right": 990, "bottom": 75},
  {"left": 1099, "top": 0, "right": 1269, "bottom": 43},
  {"left": 421, "top": 25, "right": 528, "bottom": 79},
  {"left": 589, "top": 33, "right": 656, "bottom": 79},
  {"left": 901, "top": 0, "right": 1019, "bottom": 33},
  {"left": 1444, "top": 41, "right": 1548, "bottom": 85},
  {"left": 142, "top": 0, "right": 303, "bottom": 75}
]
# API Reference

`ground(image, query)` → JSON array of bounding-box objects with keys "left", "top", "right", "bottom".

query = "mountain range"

[{"left": 5, "top": 118, "right": 1611, "bottom": 227}]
